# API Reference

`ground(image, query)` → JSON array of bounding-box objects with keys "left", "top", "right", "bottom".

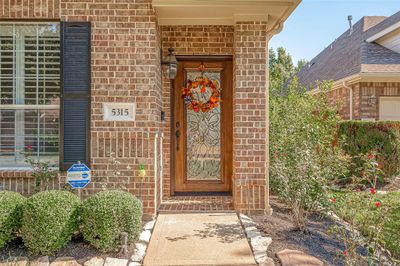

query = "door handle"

[
  {"left": 175, "top": 122, "right": 180, "bottom": 151},
  {"left": 175, "top": 129, "right": 180, "bottom": 151}
]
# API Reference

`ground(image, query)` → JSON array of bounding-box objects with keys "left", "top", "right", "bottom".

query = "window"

[{"left": 0, "top": 23, "right": 60, "bottom": 168}]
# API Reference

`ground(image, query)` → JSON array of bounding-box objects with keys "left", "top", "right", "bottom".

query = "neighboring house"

[
  {"left": 0, "top": 0, "right": 300, "bottom": 217},
  {"left": 297, "top": 11, "right": 400, "bottom": 121}
]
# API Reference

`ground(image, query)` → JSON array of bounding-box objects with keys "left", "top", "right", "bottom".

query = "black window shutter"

[{"left": 60, "top": 21, "right": 91, "bottom": 170}]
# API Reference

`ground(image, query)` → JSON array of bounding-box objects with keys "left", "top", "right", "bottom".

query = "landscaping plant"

[
  {"left": 25, "top": 158, "right": 58, "bottom": 192},
  {"left": 269, "top": 47, "right": 307, "bottom": 96},
  {"left": 329, "top": 190, "right": 400, "bottom": 265},
  {"left": 350, "top": 152, "right": 384, "bottom": 189},
  {"left": 21, "top": 190, "right": 81, "bottom": 255},
  {"left": 269, "top": 79, "right": 350, "bottom": 231},
  {"left": 339, "top": 121, "right": 400, "bottom": 183},
  {"left": 0, "top": 191, "right": 25, "bottom": 248},
  {"left": 81, "top": 190, "right": 142, "bottom": 252}
]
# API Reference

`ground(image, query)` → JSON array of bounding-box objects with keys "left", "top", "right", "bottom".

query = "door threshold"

[
  {"left": 159, "top": 193, "right": 234, "bottom": 213},
  {"left": 173, "top": 191, "right": 232, "bottom": 197}
]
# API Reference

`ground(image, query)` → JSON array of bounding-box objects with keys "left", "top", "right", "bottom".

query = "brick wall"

[
  {"left": 325, "top": 83, "right": 361, "bottom": 120},
  {"left": 0, "top": 171, "right": 64, "bottom": 194},
  {"left": 161, "top": 25, "right": 234, "bottom": 55},
  {"left": 360, "top": 82, "right": 400, "bottom": 120},
  {"left": 0, "top": 132, "right": 161, "bottom": 214},
  {"left": 160, "top": 25, "right": 234, "bottom": 197},
  {"left": 0, "top": 0, "right": 60, "bottom": 18},
  {"left": 353, "top": 84, "right": 361, "bottom": 120},
  {"left": 326, "top": 82, "right": 400, "bottom": 121},
  {"left": 326, "top": 86, "right": 351, "bottom": 119},
  {"left": 0, "top": 0, "right": 162, "bottom": 217},
  {"left": 233, "top": 21, "right": 269, "bottom": 214}
]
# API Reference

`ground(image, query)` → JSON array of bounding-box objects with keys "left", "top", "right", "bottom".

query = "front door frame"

[{"left": 170, "top": 55, "right": 233, "bottom": 195}]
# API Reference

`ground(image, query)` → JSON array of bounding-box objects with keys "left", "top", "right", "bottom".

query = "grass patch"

[{"left": 332, "top": 191, "right": 400, "bottom": 259}]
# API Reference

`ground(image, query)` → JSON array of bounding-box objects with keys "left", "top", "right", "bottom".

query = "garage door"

[{"left": 379, "top": 97, "right": 400, "bottom": 121}]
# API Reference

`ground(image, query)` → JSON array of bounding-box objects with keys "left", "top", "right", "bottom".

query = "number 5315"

[{"left": 111, "top": 108, "right": 129, "bottom": 116}]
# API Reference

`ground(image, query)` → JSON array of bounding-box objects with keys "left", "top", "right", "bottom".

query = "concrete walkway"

[{"left": 143, "top": 213, "right": 256, "bottom": 266}]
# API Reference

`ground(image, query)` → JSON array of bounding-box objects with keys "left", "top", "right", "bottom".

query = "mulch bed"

[
  {"left": 252, "top": 196, "right": 346, "bottom": 266},
  {"left": 0, "top": 234, "right": 135, "bottom": 264}
]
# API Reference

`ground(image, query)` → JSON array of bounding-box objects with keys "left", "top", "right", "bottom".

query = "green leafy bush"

[
  {"left": 339, "top": 121, "right": 400, "bottom": 182},
  {"left": 0, "top": 191, "right": 25, "bottom": 248},
  {"left": 331, "top": 191, "right": 400, "bottom": 261},
  {"left": 81, "top": 190, "right": 142, "bottom": 252},
  {"left": 270, "top": 80, "right": 350, "bottom": 231},
  {"left": 21, "top": 190, "right": 81, "bottom": 255}
]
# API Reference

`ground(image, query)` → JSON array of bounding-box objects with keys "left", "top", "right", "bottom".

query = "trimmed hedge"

[
  {"left": 81, "top": 190, "right": 142, "bottom": 252},
  {"left": 21, "top": 190, "right": 81, "bottom": 255},
  {"left": 0, "top": 191, "right": 25, "bottom": 248},
  {"left": 339, "top": 121, "right": 400, "bottom": 181}
]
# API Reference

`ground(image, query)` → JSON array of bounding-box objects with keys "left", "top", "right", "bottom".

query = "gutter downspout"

[
  {"left": 343, "top": 82, "right": 353, "bottom": 120},
  {"left": 264, "top": 18, "right": 284, "bottom": 215}
]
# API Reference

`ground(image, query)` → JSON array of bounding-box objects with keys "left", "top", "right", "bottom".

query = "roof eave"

[
  {"left": 366, "top": 21, "right": 400, "bottom": 42},
  {"left": 153, "top": 0, "right": 301, "bottom": 27},
  {"left": 309, "top": 72, "right": 400, "bottom": 94}
]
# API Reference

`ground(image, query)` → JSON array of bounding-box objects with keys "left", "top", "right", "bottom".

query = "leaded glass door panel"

[{"left": 173, "top": 59, "right": 232, "bottom": 193}]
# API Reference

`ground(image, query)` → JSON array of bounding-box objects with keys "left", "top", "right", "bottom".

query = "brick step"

[{"left": 158, "top": 196, "right": 234, "bottom": 213}]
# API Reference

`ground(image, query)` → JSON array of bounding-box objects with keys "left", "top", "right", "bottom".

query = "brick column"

[{"left": 233, "top": 21, "right": 271, "bottom": 215}]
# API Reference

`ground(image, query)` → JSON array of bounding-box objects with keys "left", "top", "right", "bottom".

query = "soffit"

[{"left": 153, "top": 0, "right": 301, "bottom": 27}]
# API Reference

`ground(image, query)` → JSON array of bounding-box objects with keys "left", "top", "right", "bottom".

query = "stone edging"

[
  {"left": 0, "top": 219, "right": 156, "bottom": 266},
  {"left": 129, "top": 219, "right": 156, "bottom": 265},
  {"left": 238, "top": 213, "right": 274, "bottom": 265}
]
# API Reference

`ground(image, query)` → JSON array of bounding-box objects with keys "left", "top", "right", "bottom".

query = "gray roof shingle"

[{"left": 297, "top": 11, "right": 400, "bottom": 88}]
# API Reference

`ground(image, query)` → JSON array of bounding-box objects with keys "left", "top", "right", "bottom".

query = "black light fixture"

[{"left": 161, "top": 48, "right": 178, "bottom": 79}]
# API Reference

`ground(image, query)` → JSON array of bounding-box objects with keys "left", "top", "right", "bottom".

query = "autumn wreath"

[{"left": 181, "top": 77, "right": 221, "bottom": 113}]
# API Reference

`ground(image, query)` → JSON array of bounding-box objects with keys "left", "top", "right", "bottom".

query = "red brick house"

[
  {"left": 0, "top": 0, "right": 300, "bottom": 217},
  {"left": 297, "top": 11, "right": 400, "bottom": 121}
]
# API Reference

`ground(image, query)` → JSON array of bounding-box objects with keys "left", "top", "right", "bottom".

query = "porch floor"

[
  {"left": 158, "top": 195, "right": 234, "bottom": 213},
  {"left": 143, "top": 213, "right": 256, "bottom": 266}
]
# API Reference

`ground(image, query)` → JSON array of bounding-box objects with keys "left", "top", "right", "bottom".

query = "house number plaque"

[{"left": 103, "top": 102, "right": 136, "bottom": 121}]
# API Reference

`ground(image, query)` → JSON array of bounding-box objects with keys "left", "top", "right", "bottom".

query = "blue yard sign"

[{"left": 67, "top": 163, "right": 91, "bottom": 189}]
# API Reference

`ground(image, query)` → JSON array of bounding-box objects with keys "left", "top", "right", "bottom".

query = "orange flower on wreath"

[{"left": 181, "top": 77, "right": 222, "bottom": 113}]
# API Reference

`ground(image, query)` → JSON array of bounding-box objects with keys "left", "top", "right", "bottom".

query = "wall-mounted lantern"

[
  {"left": 368, "top": 95, "right": 377, "bottom": 106},
  {"left": 161, "top": 48, "right": 178, "bottom": 79}
]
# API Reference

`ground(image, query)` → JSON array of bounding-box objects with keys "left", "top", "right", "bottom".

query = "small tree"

[
  {"left": 270, "top": 79, "right": 350, "bottom": 231},
  {"left": 269, "top": 47, "right": 308, "bottom": 97}
]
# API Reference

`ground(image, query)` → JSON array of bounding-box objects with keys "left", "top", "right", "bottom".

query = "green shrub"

[
  {"left": 270, "top": 80, "right": 350, "bottom": 231},
  {"left": 81, "top": 190, "right": 142, "bottom": 252},
  {"left": 21, "top": 190, "right": 81, "bottom": 255},
  {"left": 332, "top": 191, "right": 400, "bottom": 260},
  {"left": 339, "top": 121, "right": 400, "bottom": 182},
  {"left": 0, "top": 191, "right": 25, "bottom": 248}
]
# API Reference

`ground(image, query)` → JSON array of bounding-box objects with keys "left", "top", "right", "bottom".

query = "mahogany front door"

[{"left": 172, "top": 59, "right": 233, "bottom": 193}]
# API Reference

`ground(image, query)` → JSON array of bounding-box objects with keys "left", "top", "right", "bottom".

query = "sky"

[{"left": 270, "top": 0, "right": 400, "bottom": 64}]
